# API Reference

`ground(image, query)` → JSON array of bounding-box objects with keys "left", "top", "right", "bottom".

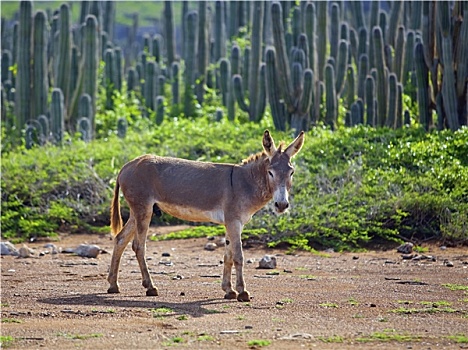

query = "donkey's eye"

[
  {"left": 268, "top": 171, "right": 274, "bottom": 178},
  {"left": 290, "top": 171, "right": 295, "bottom": 177}
]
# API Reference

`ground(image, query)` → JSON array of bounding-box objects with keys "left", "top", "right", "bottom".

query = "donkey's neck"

[{"left": 239, "top": 153, "right": 272, "bottom": 204}]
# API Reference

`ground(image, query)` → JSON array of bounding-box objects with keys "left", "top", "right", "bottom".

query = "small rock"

[
  {"left": 180, "top": 292, "right": 185, "bottom": 296},
  {"left": 247, "top": 258, "right": 255, "bottom": 264},
  {"left": 324, "top": 248, "right": 334, "bottom": 253},
  {"left": 401, "top": 254, "right": 415, "bottom": 260},
  {"left": 161, "top": 252, "right": 171, "bottom": 257},
  {"left": 18, "top": 245, "right": 34, "bottom": 258},
  {"left": 1, "top": 241, "right": 19, "bottom": 256},
  {"left": 397, "top": 242, "right": 414, "bottom": 254},
  {"left": 172, "top": 275, "right": 184, "bottom": 280},
  {"left": 283, "top": 269, "right": 293, "bottom": 273},
  {"left": 370, "top": 303, "right": 377, "bottom": 307},
  {"left": 74, "top": 244, "right": 101, "bottom": 258},
  {"left": 204, "top": 242, "right": 217, "bottom": 251},
  {"left": 440, "top": 245, "right": 447, "bottom": 250},
  {"left": 245, "top": 325, "right": 253, "bottom": 329},
  {"left": 43, "top": 243, "right": 58, "bottom": 251},
  {"left": 280, "top": 333, "right": 314, "bottom": 340},
  {"left": 444, "top": 260, "right": 454, "bottom": 267},
  {"left": 258, "top": 255, "right": 277, "bottom": 269},
  {"left": 352, "top": 256, "right": 359, "bottom": 260}
]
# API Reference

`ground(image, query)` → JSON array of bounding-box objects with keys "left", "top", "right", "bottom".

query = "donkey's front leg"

[
  {"left": 224, "top": 220, "right": 250, "bottom": 302},
  {"left": 221, "top": 241, "right": 237, "bottom": 300}
]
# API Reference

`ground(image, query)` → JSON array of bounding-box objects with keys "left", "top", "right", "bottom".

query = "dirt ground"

[{"left": 1, "top": 226, "right": 467, "bottom": 350}]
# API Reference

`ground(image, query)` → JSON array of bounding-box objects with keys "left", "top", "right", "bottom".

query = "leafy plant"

[
  {"left": 443, "top": 284, "right": 468, "bottom": 291},
  {"left": 247, "top": 339, "right": 272, "bottom": 347},
  {"left": 0, "top": 336, "right": 14, "bottom": 348}
]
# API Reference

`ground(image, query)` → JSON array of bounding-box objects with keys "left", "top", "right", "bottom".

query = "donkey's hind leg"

[
  {"left": 108, "top": 216, "right": 136, "bottom": 293},
  {"left": 132, "top": 206, "right": 158, "bottom": 296}
]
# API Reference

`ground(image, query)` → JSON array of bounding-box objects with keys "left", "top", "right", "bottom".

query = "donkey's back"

[{"left": 116, "top": 154, "right": 235, "bottom": 225}]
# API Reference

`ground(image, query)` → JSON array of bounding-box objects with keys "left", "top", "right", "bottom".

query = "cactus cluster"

[{"left": 3, "top": 0, "right": 467, "bottom": 149}]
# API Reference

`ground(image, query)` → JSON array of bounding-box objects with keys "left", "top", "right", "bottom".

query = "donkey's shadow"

[{"left": 38, "top": 293, "right": 229, "bottom": 318}]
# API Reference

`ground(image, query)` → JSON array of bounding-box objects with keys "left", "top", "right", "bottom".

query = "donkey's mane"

[
  {"left": 241, "top": 141, "right": 286, "bottom": 165},
  {"left": 241, "top": 151, "right": 267, "bottom": 165}
]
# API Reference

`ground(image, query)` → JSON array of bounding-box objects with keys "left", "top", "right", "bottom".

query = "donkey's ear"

[
  {"left": 262, "top": 129, "right": 277, "bottom": 156},
  {"left": 284, "top": 131, "right": 305, "bottom": 158}
]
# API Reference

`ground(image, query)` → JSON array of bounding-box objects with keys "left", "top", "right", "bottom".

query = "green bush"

[{"left": 2, "top": 117, "right": 467, "bottom": 249}]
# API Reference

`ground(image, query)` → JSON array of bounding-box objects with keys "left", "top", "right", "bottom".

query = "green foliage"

[
  {"left": 2, "top": 101, "right": 467, "bottom": 250},
  {"left": 0, "top": 335, "right": 14, "bottom": 348},
  {"left": 247, "top": 339, "right": 271, "bottom": 347}
]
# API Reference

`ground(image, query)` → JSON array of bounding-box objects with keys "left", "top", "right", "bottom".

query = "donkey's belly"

[{"left": 157, "top": 202, "right": 225, "bottom": 225}]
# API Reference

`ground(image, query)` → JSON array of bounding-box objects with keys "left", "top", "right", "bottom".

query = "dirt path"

[{"left": 1, "top": 227, "right": 467, "bottom": 349}]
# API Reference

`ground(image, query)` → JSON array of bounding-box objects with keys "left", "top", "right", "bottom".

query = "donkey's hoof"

[
  {"left": 224, "top": 291, "right": 238, "bottom": 300},
  {"left": 107, "top": 286, "right": 120, "bottom": 294},
  {"left": 237, "top": 291, "right": 250, "bottom": 302},
  {"left": 146, "top": 288, "right": 159, "bottom": 296}
]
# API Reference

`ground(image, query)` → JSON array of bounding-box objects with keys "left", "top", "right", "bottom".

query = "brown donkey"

[{"left": 107, "top": 130, "right": 304, "bottom": 301}]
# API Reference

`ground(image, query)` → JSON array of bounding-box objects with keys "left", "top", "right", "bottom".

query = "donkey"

[{"left": 107, "top": 130, "right": 304, "bottom": 302}]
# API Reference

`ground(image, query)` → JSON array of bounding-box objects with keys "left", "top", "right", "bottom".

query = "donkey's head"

[{"left": 262, "top": 130, "right": 305, "bottom": 214}]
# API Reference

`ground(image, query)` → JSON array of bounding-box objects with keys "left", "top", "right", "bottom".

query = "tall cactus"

[
  {"left": 184, "top": 11, "right": 198, "bottom": 117},
  {"left": 70, "top": 15, "right": 99, "bottom": 133},
  {"left": 233, "top": 1, "right": 266, "bottom": 122},
  {"left": 78, "top": 93, "right": 93, "bottom": 139},
  {"left": 270, "top": 2, "right": 313, "bottom": 131},
  {"left": 365, "top": 75, "right": 376, "bottom": 126},
  {"left": 316, "top": 1, "right": 327, "bottom": 81},
  {"left": 329, "top": 3, "right": 340, "bottom": 61},
  {"left": 32, "top": 10, "right": 49, "bottom": 118},
  {"left": 372, "top": 26, "right": 387, "bottom": 127},
  {"left": 393, "top": 26, "right": 406, "bottom": 82},
  {"left": 164, "top": 1, "right": 175, "bottom": 67},
  {"left": 265, "top": 47, "right": 286, "bottom": 131},
  {"left": 387, "top": 0, "right": 403, "bottom": 47},
  {"left": 196, "top": 1, "right": 209, "bottom": 104},
  {"left": 69, "top": 46, "right": 79, "bottom": 104},
  {"left": 126, "top": 67, "right": 139, "bottom": 95},
  {"left": 104, "top": 48, "right": 115, "bottom": 110},
  {"left": 50, "top": 88, "right": 65, "bottom": 144},
  {"left": 386, "top": 73, "right": 398, "bottom": 128},
  {"left": 155, "top": 95, "right": 164, "bottom": 125},
  {"left": 145, "top": 60, "right": 158, "bottom": 112},
  {"left": 414, "top": 42, "right": 431, "bottom": 130},
  {"left": 56, "top": 3, "right": 71, "bottom": 108},
  {"left": 1, "top": 50, "right": 12, "bottom": 84},
  {"left": 219, "top": 58, "right": 235, "bottom": 121},
  {"left": 214, "top": 1, "right": 226, "bottom": 61},
  {"left": 15, "top": 0, "right": 33, "bottom": 132},
  {"left": 325, "top": 63, "right": 337, "bottom": 130},
  {"left": 171, "top": 61, "right": 180, "bottom": 105},
  {"left": 103, "top": 1, "right": 115, "bottom": 41}
]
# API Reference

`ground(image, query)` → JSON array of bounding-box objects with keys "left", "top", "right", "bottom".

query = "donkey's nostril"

[{"left": 275, "top": 202, "right": 289, "bottom": 212}]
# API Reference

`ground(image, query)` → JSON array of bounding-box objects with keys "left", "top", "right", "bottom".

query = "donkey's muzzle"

[{"left": 274, "top": 201, "right": 289, "bottom": 213}]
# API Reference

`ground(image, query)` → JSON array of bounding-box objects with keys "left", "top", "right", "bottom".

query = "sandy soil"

[{"left": 1, "top": 226, "right": 467, "bottom": 350}]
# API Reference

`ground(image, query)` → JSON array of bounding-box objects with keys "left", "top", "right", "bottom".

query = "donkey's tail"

[{"left": 110, "top": 178, "right": 123, "bottom": 237}]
